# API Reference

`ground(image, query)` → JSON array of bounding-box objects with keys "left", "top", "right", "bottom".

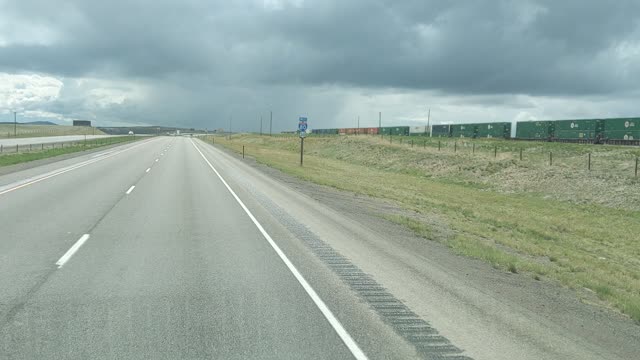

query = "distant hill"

[{"left": 0, "top": 121, "right": 58, "bottom": 125}]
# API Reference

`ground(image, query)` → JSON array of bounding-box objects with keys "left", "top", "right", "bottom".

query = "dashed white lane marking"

[
  {"left": 91, "top": 149, "right": 116, "bottom": 158},
  {"left": 155, "top": 159, "right": 159, "bottom": 162},
  {"left": 125, "top": 185, "right": 136, "bottom": 194},
  {"left": 55, "top": 234, "right": 90, "bottom": 268},
  {"left": 146, "top": 168, "right": 151, "bottom": 173},
  {"left": 190, "top": 139, "right": 368, "bottom": 360}
]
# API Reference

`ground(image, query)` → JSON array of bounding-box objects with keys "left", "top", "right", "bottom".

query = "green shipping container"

[
  {"left": 431, "top": 125, "right": 451, "bottom": 137},
  {"left": 554, "top": 119, "right": 601, "bottom": 132},
  {"left": 379, "top": 126, "right": 410, "bottom": 136},
  {"left": 603, "top": 118, "right": 639, "bottom": 132},
  {"left": 515, "top": 121, "right": 555, "bottom": 139},
  {"left": 605, "top": 131, "right": 640, "bottom": 140},
  {"left": 555, "top": 130, "right": 598, "bottom": 140},
  {"left": 451, "top": 124, "right": 478, "bottom": 138},
  {"left": 604, "top": 119, "right": 640, "bottom": 139},
  {"left": 475, "top": 122, "right": 511, "bottom": 138}
]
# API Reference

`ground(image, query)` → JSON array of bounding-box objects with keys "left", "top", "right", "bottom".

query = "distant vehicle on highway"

[{"left": 128, "top": 131, "right": 134, "bottom": 135}]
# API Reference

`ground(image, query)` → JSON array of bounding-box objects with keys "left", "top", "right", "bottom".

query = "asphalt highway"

[
  {"left": 0, "top": 136, "right": 417, "bottom": 359},
  {"left": 1, "top": 136, "right": 637, "bottom": 360}
]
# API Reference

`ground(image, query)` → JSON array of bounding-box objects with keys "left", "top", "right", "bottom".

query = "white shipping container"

[{"left": 410, "top": 126, "right": 428, "bottom": 134}]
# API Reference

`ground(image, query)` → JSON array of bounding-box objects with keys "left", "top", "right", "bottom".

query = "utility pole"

[
  {"left": 269, "top": 110, "right": 273, "bottom": 136},
  {"left": 378, "top": 112, "right": 382, "bottom": 135},
  {"left": 426, "top": 108, "right": 430, "bottom": 136},
  {"left": 229, "top": 116, "right": 232, "bottom": 134},
  {"left": 260, "top": 116, "right": 263, "bottom": 135},
  {"left": 357, "top": 116, "right": 360, "bottom": 135},
  {"left": 14, "top": 111, "right": 17, "bottom": 137}
]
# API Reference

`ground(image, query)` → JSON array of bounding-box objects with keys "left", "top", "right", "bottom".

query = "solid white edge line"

[
  {"left": 190, "top": 139, "right": 368, "bottom": 360},
  {"left": 55, "top": 234, "right": 90, "bottom": 268},
  {"left": 125, "top": 185, "right": 136, "bottom": 194},
  {"left": 0, "top": 138, "right": 157, "bottom": 196}
]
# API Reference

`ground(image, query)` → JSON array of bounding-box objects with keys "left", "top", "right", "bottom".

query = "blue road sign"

[{"left": 298, "top": 117, "right": 308, "bottom": 132}]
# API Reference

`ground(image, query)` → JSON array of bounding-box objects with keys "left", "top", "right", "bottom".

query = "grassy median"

[
  {"left": 209, "top": 134, "right": 640, "bottom": 322},
  {"left": 0, "top": 136, "right": 139, "bottom": 167},
  {"left": 0, "top": 124, "right": 106, "bottom": 138}
]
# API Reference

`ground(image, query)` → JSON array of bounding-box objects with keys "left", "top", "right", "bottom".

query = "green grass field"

[
  {"left": 0, "top": 124, "right": 105, "bottom": 138},
  {"left": 0, "top": 136, "right": 139, "bottom": 167},
  {"left": 209, "top": 134, "right": 640, "bottom": 322}
]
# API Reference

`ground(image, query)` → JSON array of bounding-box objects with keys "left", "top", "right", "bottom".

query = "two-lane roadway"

[{"left": 0, "top": 136, "right": 418, "bottom": 359}]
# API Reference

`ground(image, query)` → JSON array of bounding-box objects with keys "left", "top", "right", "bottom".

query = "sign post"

[{"left": 298, "top": 117, "right": 308, "bottom": 166}]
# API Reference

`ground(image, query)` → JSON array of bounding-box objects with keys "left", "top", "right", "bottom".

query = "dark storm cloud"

[
  {"left": 2, "top": 0, "right": 640, "bottom": 94},
  {"left": 257, "top": 0, "right": 640, "bottom": 95}
]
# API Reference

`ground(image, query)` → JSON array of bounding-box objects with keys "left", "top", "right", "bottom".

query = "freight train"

[{"left": 310, "top": 117, "right": 640, "bottom": 144}]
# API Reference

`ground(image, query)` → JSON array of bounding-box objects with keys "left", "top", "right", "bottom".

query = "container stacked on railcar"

[
  {"left": 603, "top": 118, "right": 639, "bottom": 140},
  {"left": 476, "top": 122, "right": 511, "bottom": 138},
  {"left": 554, "top": 119, "right": 603, "bottom": 140},
  {"left": 515, "top": 121, "right": 555, "bottom": 139},
  {"left": 450, "top": 124, "right": 477, "bottom": 138},
  {"left": 431, "top": 125, "right": 451, "bottom": 137},
  {"left": 311, "top": 128, "right": 339, "bottom": 135},
  {"left": 379, "top": 126, "right": 410, "bottom": 136},
  {"left": 310, "top": 116, "right": 640, "bottom": 144}
]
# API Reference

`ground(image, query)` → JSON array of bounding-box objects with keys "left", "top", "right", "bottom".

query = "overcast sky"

[{"left": 1, "top": 0, "right": 640, "bottom": 131}]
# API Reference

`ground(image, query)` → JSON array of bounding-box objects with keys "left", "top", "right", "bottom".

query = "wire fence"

[{"left": 208, "top": 133, "right": 640, "bottom": 179}]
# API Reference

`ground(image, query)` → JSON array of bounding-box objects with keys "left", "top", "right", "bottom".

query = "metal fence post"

[
  {"left": 242, "top": 145, "right": 245, "bottom": 159},
  {"left": 16, "top": 144, "right": 18, "bottom": 153},
  {"left": 438, "top": 141, "right": 441, "bottom": 151},
  {"left": 494, "top": 146, "right": 497, "bottom": 158},
  {"left": 454, "top": 142, "right": 457, "bottom": 153},
  {"left": 549, "top": 151, "right": 553, "bottom": 166},
  {"left": 472, "top": 143, "right": 475, "bottom": 154},
  {"left": 588, "top": 152, "right": 591, "bottom": 171},
  {"left": 520, "top": 148, "right": 523, "bottom": 161}
]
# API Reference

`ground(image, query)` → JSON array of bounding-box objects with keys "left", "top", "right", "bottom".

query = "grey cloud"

[
  {"left": 2, "top": 0, "right": 640, "bottom": 128},
  {"left": 2, "top": 1, "right": 640, "bottom": 93}
]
